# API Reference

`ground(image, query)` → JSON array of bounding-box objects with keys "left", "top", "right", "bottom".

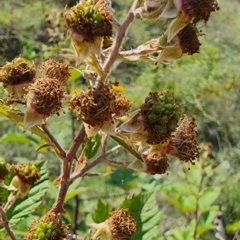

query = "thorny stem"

[
  {"left": 0, "top": 207, "right": 17, "bottom": 240},
  {"left": 94, "top": 0, "right": 141, "bottom": 88},
  {"left": 52, "top": 125, "right": 86, "bottom": 214}
]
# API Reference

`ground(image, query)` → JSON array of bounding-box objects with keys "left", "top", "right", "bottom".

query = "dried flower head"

[
  {"left": 69, "top": 84, "right": 130, "bottom": 127},
  {"left": 177, "top": 23, "right": 201, "bottom": 55},
  {"left": 24, "top": 211, "right": 68, "bottom": 240},
  {"left": 64, "top": 0, "right": 113, "bottom": 42},
  {"left": 165, "top": 115, "right": 199, "bottom": 163},
  {"left": 140, "top": 92, "right": 182, "bottom": 144},
  {"left": 26, "top": 78, "right": 64, "bottom": 116},
  {"left": 69, "top": 84, "right": 114, "bottom": 127},
  {"left": 142, "top": 148, "right": 169, "bottom": 175},
  {"left": 14, "top": 163, "right": 40, "bottom": 186},
  {"left": 107, "top": 208, "right": 137, "bottom": 240},
  {"left": 175, "top": 0, "right": 220, "bottom": 25},
  {"left": 0, "top": 57, "right": 36, "bottom": 86},
  {"left": 40, "top": 59, "right": 70, "bottom": 85}
]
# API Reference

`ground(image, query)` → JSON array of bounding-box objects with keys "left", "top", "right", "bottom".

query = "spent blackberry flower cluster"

[
  {"left": 24, "top": 211, "right": 68, "bottom": 240},
  {"left": 156, "top": 23, "right": 201, "bottom": 63},
  {"left": 165, "top": 114, "right": 199, "bottom": 164},
  {"left": 64, "top": 0, "right": 112, "bottom": 42},
  {"left": 40, "top": 59, "right": 70, "bottom": 85},
  {"left": 24, "top": 77, "right": 65, "bottom": 129},
  {"left": 141, "top": 147, "right": 169, "bottom": 175},
  {"left": 175, "top": 0, "right": 220, "bottom": 25},
  {"left": 69, "top": 83, "right": 130, "bottom": 128},
  {"left": 8, "top": 163, "right": 40, "bottom": 198},
  {"left": 0, "top": 57, "right": 36, "bottom": 96},
  {"left": 140, "top": 92, "right": 182, "bottom": 144},
  {"left": 64, "top": 0, "right": 113, "bottom": 65},
  {"left": 119, "top": 92, "right": 199, "bottom": 175},
  {"left": 90, "top": 208, "right": 137, "bottom": 240},
  {"left": 14, "top": 163, "right": 40, "bottom": 186}
]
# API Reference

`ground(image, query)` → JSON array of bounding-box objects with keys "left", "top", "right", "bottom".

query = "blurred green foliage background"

[{"left": 0, "top": 0, "right": 240, "bottom": 239}]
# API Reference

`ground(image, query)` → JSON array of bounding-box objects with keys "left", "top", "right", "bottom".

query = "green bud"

[
  {"left": 92, "top": 13, "right": 102, "bottom": 22},
  {"left": 5, "top": 63, "right": 11, "bottom": 73}
]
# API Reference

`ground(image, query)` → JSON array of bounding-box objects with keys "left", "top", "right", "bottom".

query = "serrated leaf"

[
  {"left": 121, "top": 193, "right": 162, "bottom": 240},
  {"left": 6, "top": 161, "right": 49, "bottom": 227},
  {"left": 92, "top": 199, "right": 112, "bottom": 223}
]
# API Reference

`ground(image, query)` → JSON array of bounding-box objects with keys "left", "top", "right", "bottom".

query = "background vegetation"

[{"left": 0, "top": 0, "right": 240, "bottom": 239}]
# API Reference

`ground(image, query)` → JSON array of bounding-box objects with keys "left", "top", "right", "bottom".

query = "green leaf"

[
  {"left": 0, "top": 133, "right": 32, "bottom": 144},
  {"left": 198, "top": 187, "right": 221, "bottom": 210},
  {"left": 92, "top": 199, "right": 112, "bottom": 223},
  {"left": 226, "top": 220, "right": 240, "bottom": 233},
  {"left": 64, "top": 178, "right": 87, "bottom": 203},
  {"left": 68, "top": 68, "right": 82, "bottom": 82},
  {"left": 5, "top": 161, "right": 49, "bottom": 227},
  {"left": 121, "top": 193, "right": 163, "bottom": 240}
]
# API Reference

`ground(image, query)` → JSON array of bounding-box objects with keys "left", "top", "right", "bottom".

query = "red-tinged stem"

[
  {"left": 52, "top": 126, "right": 86, "bottom": 214},
  {"left": 0, "top": 207, "right": 17, "bottom": 240},
  {"left": 94, "top": 0, "right": 141, "bottom": 88}
]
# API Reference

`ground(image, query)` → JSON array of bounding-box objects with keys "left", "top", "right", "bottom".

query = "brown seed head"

[
  {"left": 0, "top": 57, "right": 36, "bottom": 86},
  {"left": 142, "top": 150, "right": 169, "bottom": 175},
  {"left": 166, "top": 115, "right": 199, "bottom": 163},
  {"left": 64, "top": 0, "right": 112, "bottom": 42},
  {"left": 69, "top": 84, "right": 128, "bottom": 127},
  {"left": 40, "top": 59, "right": 70, "bottom": 85},
  {"left": 177, "top": 24, "right": 201, "bottom": 55},
  {"left": 108, "top": 208, "right": 137, "bottom": 240},
  {"left": 181, "top": 0, "right": 220, "bottom": 25},
  {"left": 27, "top": 78, "right": 65, "bottom": 116}
]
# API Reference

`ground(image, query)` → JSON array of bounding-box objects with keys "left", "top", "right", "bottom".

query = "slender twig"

[
  {"left": 95, "top": 0, "right": 141, "bottom": 87},
  {"left": 41, "top": 124, "right": 66, "bottom": 159},
  {"left": 192, "top": 164, "right": 205, "bottom": 239},
  {"left": 0, "top": 207, "right": 17, "bottom": 240}
]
